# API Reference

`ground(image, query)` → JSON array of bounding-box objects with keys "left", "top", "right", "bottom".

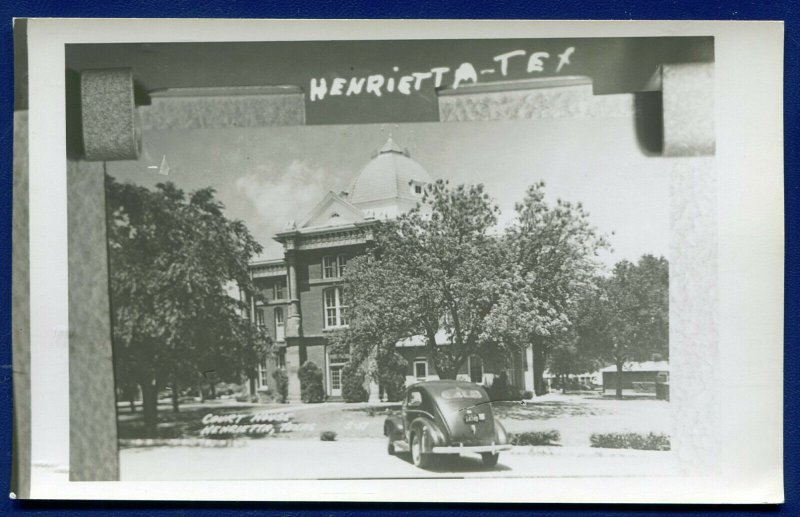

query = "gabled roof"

[{"left": 297, "top": 190, "right": 367, "bottom": 230}]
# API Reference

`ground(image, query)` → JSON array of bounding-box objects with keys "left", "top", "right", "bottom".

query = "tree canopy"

[
  {"left": 574, "top": 255, "right": 669, "bottom": 397},
  {"left": 106, "top": 176, "right": 272, "bottom": 434},
  {"left": 486, "top": 182, "right": 609, "bottom": 394},
  {"left": 334, "top": 180, "right": 507, "bottom": 379}
]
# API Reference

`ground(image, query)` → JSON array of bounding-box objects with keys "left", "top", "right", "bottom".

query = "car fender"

[
  {"left": 383, "top": 415, "right": 405, "bottom": 441},
  {"left": 409, "top": 417, "right": 447, "bottom": 453},
  {"left": 493, "top": 418, "right": 509, "bottom": 445}
]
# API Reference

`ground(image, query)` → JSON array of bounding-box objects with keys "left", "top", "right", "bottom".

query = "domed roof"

[{"left": 349, "top": 138, "right": 432, "bottom": 207}]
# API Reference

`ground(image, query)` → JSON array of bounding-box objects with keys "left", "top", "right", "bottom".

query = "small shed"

[{"left": 601, "top": 361, "right": 669, "bottom": 394}]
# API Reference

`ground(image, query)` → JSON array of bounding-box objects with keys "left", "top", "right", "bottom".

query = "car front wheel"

[
  {"left": 481, "top": 452, "right": 499, "bottom": 467},
  {"left": 411, "top": 432, "right": 435, "bottom": 469}
]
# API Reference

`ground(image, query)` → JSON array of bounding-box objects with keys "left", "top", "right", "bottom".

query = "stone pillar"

[
  {"left": 285, "top": 340, "right": 302, "bottom": 403},
  {"left": 283, "top": 249, "right": 303, "bottom": 402},
  {"left": 285, "top": 250, "right": 302, "bottom": 339}
]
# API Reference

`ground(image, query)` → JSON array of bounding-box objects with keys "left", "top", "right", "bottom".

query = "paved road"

[{"left": 121, "top": 438, "right": 676, "bottom": 480}]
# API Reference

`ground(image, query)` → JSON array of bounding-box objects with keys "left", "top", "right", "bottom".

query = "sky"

[{"left": 106, "top": 114, "right": 673, "bottom": 266}]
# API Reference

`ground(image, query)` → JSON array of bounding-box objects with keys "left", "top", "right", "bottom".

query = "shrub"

[
  {"left": 590, "top": 432, "right": 671, "bottom": 451},
  {"left": 341, "top": 362, "right": 369, "bottom": 402},
  {"left": 298, "top": 361, "right": 325, "bottom": 403},
  {"left": 488, "top": 372, "right": 521, "bottom": 401},
  {"left": 522, "top": 390, "right": 534, "bottom": 400},
  {"left": 377, "top": 351, "right": 407, "bottom": 402},
  {"left": 509, "top": 430, "right": 561, "bottom": 446},
  {"left": 320, "top": 430, "right": 337, "bottom": 441},
  {"left": 272, "top": 367, "right": 289, "bottom": 403}
]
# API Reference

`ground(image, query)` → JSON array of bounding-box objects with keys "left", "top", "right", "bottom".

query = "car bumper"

[{"left": 431, "top": 443, "right": 512, "bottom": 454}]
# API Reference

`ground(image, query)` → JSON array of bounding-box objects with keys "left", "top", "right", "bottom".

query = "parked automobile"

[{"left": 384, "top": 380, "right": 511, "bottom": 469}]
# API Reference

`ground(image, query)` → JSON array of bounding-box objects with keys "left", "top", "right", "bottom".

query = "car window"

[
  {"left": 408, "top": 391, "right": 422, "bottom": 407},
  {"left": 440, "top": 388, "right": 484, "bottom": 400}
]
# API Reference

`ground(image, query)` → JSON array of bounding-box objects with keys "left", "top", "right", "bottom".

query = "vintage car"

[{"left": 384, "top": 380, "right": 511, "bottom": 468}]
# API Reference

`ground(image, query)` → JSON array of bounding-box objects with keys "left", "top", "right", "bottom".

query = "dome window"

[{"left": 410, "top": 180, "right": 425, "bottom": 196}]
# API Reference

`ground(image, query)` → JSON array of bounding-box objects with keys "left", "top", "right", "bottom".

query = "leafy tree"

[
  {"left": 577, "top": 255, "right": 669, "bottom": 398},
  {"left": 341, "top": 362, "right": 369, "bottom": 402},
  {"left": 375, "top": 349, "right": 407, "bottom": 402},
  {"left": 546, "top": 329, "right": 603, "bottom": 390},
  {"left": 339, "top": 180, "right": 507, "bottom": 379},
  {"left": 486, "top": 182, "right": 609, "bottom": 395},
  {"left": 106, "top": 176, "right": 271, "bottom": 436}
]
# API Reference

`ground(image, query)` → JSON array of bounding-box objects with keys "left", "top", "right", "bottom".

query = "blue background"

[{"left": 0, "top": 0, "right": 795, "bottom": 514}]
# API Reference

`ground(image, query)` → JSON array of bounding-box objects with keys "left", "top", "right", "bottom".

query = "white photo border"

[{"left": 26, "top": 18, "right": 783, "bottom": 502}]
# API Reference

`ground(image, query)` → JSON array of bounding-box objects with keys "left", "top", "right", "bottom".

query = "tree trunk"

[
  {"left": 533, "top": 344, "right": 547, "bottom": 396},
  {"left": 140, "top": 378, "right": 159, "bottom": 438},
  {"left": 197, "top": 382, "right": 205, "bottom": 403},
  {"left": 210, "top": 382, "right": 217, "bottom": 399},
  {"left": 615, "top": 361, "right": 624, "bottom": 399},
  {"left": 171, "top": 381, "right": 180, "bottom": 413}
]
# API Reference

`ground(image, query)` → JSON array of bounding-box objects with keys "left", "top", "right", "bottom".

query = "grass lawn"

[
  {"left": 118, "top": 392, "right": 669, "bottom": 450},
  {"left": 493, "top": 393, "right": 671, "bottom": 447}
]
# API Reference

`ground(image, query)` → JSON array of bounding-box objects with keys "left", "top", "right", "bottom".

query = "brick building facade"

[{"left": 247, "top": 137, "right": 535, "bottom": 401}]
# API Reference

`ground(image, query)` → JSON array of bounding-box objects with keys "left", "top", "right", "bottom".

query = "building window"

[
  {"left": 278, "top": 350, "right": 286, "bottom": 369},
  {"left": 469, "top": 355, "right": 484, "bottom": 384},
  {"left": 255, "top": 308, "right": 265, "bottom": 328},
  {"left": 258, "top": 364, "right": 269, "bottom": 388},
  {"left": 274, "top": 279, "right": 286, "bottom": 300},
  {"left": 323, "top": 287, "right": 348, "bottom": 328},
  {"left": 322, "top": 254, "right": 347, "bottom": 278},
  {"left": 414, "top": 359, "right": 428, "bottom": 380},
  {"left": 274, "top": 307, "right": 285, "bottom": 342},
  {"left": 323, "top": 256, "right": 336, "bottom": 278}
]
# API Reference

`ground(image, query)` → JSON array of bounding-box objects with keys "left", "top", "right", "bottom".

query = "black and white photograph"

[{"left": 12, "top": 19, "right": 783, "bottom": 502}]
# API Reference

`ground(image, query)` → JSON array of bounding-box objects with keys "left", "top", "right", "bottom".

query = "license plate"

[{"left": 464, "top": 413, "right": 481, "bottom": 423}]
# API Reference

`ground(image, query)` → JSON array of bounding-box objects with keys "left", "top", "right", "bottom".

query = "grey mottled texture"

[
  {"left": 661, "top": 64, "right": 715, "bottom": 157},
  {"left": 139, "top": 88, "right": 306, "bottom": 130},
  {"left": 670, "top": 158, "right": 718, "bottom": 474},
  {"left": 81, "top": 69, "right": 141, "bottom": 161},
  {"left": 12, "top": 111, "right": 31, "bottom": 498},
  {"left": 438, "top": 83, "right": 636, "bottom": 122},
  {"left": 67, "top": 160, "right": 119, "bottom": 481}
]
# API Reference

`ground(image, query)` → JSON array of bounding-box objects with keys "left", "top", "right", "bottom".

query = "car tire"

[
  {"left": 387, "top": 439, "right": 395, "bottom": 455},
  {"left": 481, "top": 452, "right": 500, "bottom": 467},
  {"left": 411, "top": 432, "right": 435, "bottom": 469}
]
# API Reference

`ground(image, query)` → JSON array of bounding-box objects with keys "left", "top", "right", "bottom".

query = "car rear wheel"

[
  {"left": 481, "top": 452, "right": 499, "bottom": 467},
  {"left": 411, "top": 432, "right": 435, "bottom": 469}
]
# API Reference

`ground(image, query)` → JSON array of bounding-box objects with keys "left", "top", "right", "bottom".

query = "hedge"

[
  {"left": 509, "top": 430, "right": 561, "bottom": 446},
  {"left": 590, "top": 432, "right": 671, "bottom": 451}
]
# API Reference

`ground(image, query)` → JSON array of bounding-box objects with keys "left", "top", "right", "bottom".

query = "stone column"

[
  {"left": 283, "top": 248, "right": 303, "bottom": 401},
  {"left": 285, "top": 342, "right": 302, "bottom": 403}
]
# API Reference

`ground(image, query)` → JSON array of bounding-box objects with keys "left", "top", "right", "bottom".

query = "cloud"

[{"left": 235, "top": 159, "right": 332, "bottom": 257}]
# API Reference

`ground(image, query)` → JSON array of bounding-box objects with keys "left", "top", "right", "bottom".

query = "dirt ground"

[{"left": 118, "top": 392, "right": 670, "bottom": 448}]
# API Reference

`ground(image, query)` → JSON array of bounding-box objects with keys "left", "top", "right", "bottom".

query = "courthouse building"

[{"left": 247, "top": 137, "right": 535, "bottom": 401}]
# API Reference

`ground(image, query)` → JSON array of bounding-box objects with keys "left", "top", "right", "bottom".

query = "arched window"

[
  {"left": 255, "top": 308, "right": 265, "bottom": 328},
  {"left": 323, "top": 287, "right": 348, "bottom": 328},
  {"left": 274, "top": 307, "right": 285, "bottom": 342}
]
